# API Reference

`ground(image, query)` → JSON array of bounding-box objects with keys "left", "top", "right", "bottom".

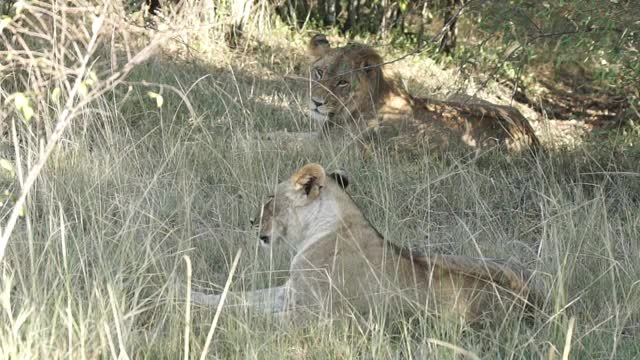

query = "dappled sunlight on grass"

[{"left": 0, "top": 1, "right": 639, "bottom": 358}]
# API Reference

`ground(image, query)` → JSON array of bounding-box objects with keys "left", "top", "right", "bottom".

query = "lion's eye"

[
  {"left": 313, "top": 68, "right": 323, "bottom": 80},
  {"left": 337, "top": 80, "right": 349, "bottom": 87}
]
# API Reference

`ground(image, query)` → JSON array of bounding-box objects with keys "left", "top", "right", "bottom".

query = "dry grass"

[{"left": 0, "top": 1, "right": 639, "bottom": 358}]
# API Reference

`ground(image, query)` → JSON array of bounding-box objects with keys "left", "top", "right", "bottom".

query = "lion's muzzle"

[{"left": 308, "top": 96, "right": 330, "bottom": 124}]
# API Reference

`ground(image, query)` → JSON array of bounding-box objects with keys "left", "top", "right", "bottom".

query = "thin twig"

[
  {"left": 0, "top": 4, "right": 108, "bottom": 261},
  {"left": 0, "top": 4, "right": 172, "bottom": 261}
]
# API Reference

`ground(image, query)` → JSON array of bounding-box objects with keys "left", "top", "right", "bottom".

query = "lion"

[
  {"left": 306, "top": 34, "right": 542, "bottom": 154},
  {"left": 187, "top": 164, "right": 545, "bottom": 323}
]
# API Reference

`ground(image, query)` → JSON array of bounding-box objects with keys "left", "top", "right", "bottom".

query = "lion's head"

[
  {"left": 307, "top": 34, "right": 386, "bottom": 128},
  {"left": 251, "top": 163, "right": 349, "bottom": 249}
]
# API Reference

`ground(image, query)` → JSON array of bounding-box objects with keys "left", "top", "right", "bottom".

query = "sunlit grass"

[{"left": 1, "top": 3, "right": 639, "bottom": 358}]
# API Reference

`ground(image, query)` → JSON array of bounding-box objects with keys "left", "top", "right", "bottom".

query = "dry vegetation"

[{"left": 0, "top": 1, "right": 639, "bottom": 358}]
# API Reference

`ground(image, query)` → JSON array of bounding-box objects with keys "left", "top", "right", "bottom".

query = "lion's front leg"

[
  {"left": 188, "top": 289, "right": 221, "bottom": 306},
  {"left": 188, "top": 281, "right": 293, "bottom": 314}
]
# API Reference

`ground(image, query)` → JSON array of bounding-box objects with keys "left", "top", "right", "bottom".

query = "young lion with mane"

[
  {"left": 306, "top": 34, "right": 542, "bottom": 155},
  {"left": 188, "top": 164, "right": 545, "bottom": 323}
]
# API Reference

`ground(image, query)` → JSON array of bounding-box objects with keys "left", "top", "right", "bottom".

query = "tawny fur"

[
  {"left": 188, "top": 164, "right": 545, "bottom": 323},
  {"left": 307, "top": 35, "right": 542, "bottom": 154}
]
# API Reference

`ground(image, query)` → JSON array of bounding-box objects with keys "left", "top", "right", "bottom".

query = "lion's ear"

[
  {"left": 329, "top": 169, "right": 350, "bottom": 189},
  {"left": 291, "top": 163, "right": 327, "bottom": 200},
  {"left": 308, "top": 34, "right": 331, "bottom": 60},
  {"left": 356, "top": 47, "right": 383, "bottom": 75}
]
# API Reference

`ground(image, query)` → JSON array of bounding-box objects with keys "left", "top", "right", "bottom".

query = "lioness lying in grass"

[{"left": 187, "top": 164, "right": 545, "bottom": 323}]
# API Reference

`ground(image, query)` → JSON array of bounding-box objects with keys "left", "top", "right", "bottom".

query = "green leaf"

[
  {"left": 0, "top": 159, "right": 15, "bottom": 178},
  {"left": 0, "top": 16, "right": 11, "bottom": 32},
  {"left": 78, "top": 83, "right": 88, "bottom": 97},
  {"left": 13, "top": 93, "right": 34, "bottom": 122},
  {"left": 85, "top": 71, "right": 98, "bottom": 86},
  {"left": 18, "top": 203, "right": 25, "bottom": 217},
  {"left": 51, "top": 87, "right": 61, "bottom": 104},
  {"left": 14, "top": 93, "right": 28, "bottom": 109},
  {"left": 0, "top": 190, "right": 25, "bottom": 217},
  {"left": 147, "top": 91, "right": 164, "bottom": 108},
  {"left": 22, "top": 106, "right": 34, "bottom": 122}
]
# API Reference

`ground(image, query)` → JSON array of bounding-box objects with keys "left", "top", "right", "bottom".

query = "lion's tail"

[
  {"left": 428, "top": 255, "right": 546, "bottom": 310},
  {"left": 391, "top": 244, "right": 546, "bottom": 313}
]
